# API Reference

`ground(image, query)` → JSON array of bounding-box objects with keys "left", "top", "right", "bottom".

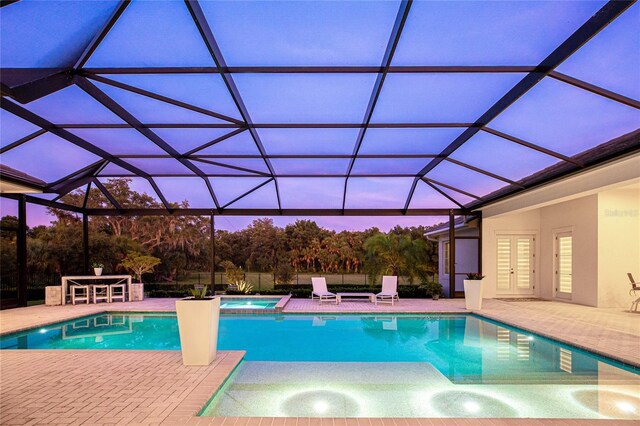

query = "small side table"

[
  {"left": 45, "top": 286, "right": 62, "bottom": 306},
  {"left": 131, "top": 283, "right": 144, "bottom": 301}
]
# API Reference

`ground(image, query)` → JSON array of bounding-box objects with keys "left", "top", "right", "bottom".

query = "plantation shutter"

[
  {"left": 557, "top": 234, "right": 573, "bottom": 294},
  {"left": 496, "top": 238, "right": 511, "bottom": 290},
  {"left": 516, "top": 238, "right": 532, "bottom": 289}
]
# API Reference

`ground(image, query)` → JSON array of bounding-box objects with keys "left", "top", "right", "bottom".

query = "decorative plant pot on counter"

[
  {"left": 463, "top": 279, "right": 484, "bottom": 310},
  {"left": 93, "top": 268, "right": 103, "bottom": 276},
  {"left": 175, "top": 297, "right": 221, "bottom": 366}
]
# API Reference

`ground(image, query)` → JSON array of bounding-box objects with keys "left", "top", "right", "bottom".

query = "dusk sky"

[
  {"left": 1, "top": 1, "right": 638, "bottom": 226},
  {"left": 0, "top": 196, "right": 444, "bottom": 231}
]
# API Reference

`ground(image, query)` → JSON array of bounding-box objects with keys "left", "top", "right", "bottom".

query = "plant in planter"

[
  {"left": 464, "top": 272, "right": 486, "bottom": 310},
  {"left": 92, "top": 262, "right": 104, "bottom": 276},
  {"left": 422, "top": 282, "right": 444, "bottom": 300},
  {"left": 236, "top": 280, "right": 254, "bottom": 294},
  {"left": 176, "top": 284, "right": 220, "bottom": 366},
  {"left": 190, "top": 285, "right": 208, "bottom": 299},
  {"left": 120, "top": 251, "right": 161, "bottom": 282},
  {"left": 466, "top": 273, "right": 485, "bottom": 280}
]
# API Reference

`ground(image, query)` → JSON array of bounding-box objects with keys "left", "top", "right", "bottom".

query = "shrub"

[
  {"left": 120, "top": 252, "right": 161, "bottom": 282},
  {"left": 420, "top": 281, "right": 443, "bottom": 297}
]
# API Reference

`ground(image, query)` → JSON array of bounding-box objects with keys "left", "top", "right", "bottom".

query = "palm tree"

[{"left": 363, "top": 232, "right": 428, "bottom": 283}]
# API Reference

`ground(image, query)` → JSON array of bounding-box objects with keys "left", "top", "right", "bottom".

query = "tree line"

[{"left": 0, "top": 178, "right": 441, "bottom": 285}]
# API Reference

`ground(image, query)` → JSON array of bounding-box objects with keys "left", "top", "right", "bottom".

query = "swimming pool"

[{"left": 2, "top": 313, "right": 638, "bottom": 419}]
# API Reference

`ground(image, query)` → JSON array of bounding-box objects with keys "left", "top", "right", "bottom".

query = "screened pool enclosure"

[{"left": 1, "top": 1, "right": 638, "bottom": 305}]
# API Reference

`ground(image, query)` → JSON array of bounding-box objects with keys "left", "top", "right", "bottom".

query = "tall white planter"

[
  {"left": 463, "top": 279, "right": 484, "bottom": 310},
  {"left": 176, "top": 297, "right": 221, "bottom": 366}
]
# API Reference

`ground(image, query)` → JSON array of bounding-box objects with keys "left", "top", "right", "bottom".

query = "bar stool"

[
  {"left": 109, "top": 284, "right": 126, "bottom": 303},
  {"left": 93, "top": 284, "right": 110, "bottom": 304},
  {"left": 70, "top": 285, "right": 90, "bottom": 304}
]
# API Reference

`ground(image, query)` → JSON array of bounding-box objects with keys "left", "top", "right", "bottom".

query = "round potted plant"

[
  {"left": 426, "top": 282, "right": 444, "bottom": 300},
  {"left": 419, "top": 282, "right": 444, "bottom": 300},
  {"left": 92, "top": 262, "right": 104, "bottom": 276},
  {"left": 464, "top": 273, "right": 485, "bottom": 310},
  {"left": 175, "top": 285, "right": 221, "bottom": 366}
]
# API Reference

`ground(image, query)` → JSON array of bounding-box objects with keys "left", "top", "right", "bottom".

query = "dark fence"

[
  {"left": 161, "top": 271, "right": 437, "bottom": 290},
  {"left": 0, "top": 271, "right": 59, "bottom": 306},
  {"left": 146, "top": 272, "right": 435, "bottom": 299}
]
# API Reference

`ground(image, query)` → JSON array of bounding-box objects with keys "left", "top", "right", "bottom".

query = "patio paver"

[{"left": 0, "top": 349, "right": 244, "bottom": 426}]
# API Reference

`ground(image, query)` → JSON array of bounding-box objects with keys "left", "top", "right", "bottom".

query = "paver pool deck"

[{"left": 0, "top": 298, "right": 638, "bottom": 425}]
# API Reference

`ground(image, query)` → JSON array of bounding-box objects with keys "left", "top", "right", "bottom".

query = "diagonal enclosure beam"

[
  {"left": 0, "top": 98, "right": 153, "bottom": 180},
  {"left": 184, "top": 128, "right": 247, "bottom": 156},
  {"left": 190, "top": 158, "right": 271, "bottom": 176},
  {"left": 221, "top": 177, "right": 275, "bottom": 209},
  {"left": 1, "top": 68, "right": 73, "bottom": 103},
  {"left": 444, "top": 158, "right": 525, "bottom": 188},
  {"left": 185, "top": 0, "right": 282, "bottom": 213},
  {"left": 74, "top": 76, "right": 221, "bottom": 211},
  {"left": 73, "top": 0, "right": 130, "bottom": 70},
  {"left": 52, "top": 176, "right": 95, "bottom": 200},
  {"left": 82, "top": 182, "right": 92, "bottom": 209},
  {"left": 147, "top": 177, "right": 172, "bottom": 211},
  {"left": 423, "top": 179, "right": 465, "bottom": 209},
  {"left": 482, "top": 127, "right": 584, "bottom": 166},
  {"left": 0, "top": 193, "right": 85, "bottom": 214},
  {"left": 549, "top": 71, "right": 640, "bottom": 110},
  {"left": 84, "top": 73, "right": 244, "bottom": 125},
  {"left": 424, "top": 178, "right": 482, "bottom": 201},
  {"left": 0, "top": 98, "right": 174, "bottom": 211},
  {"left": 469, "top": 129, "right": 640, "bottom": 210},
  {"left": 47, "top": 159, "right": 106, "bottom": 191},
  {"left": 402, "top": 0, "right": 635, "bottom": 213},
  {"left": 0, "top": 129, "right": 47, "bottom": 154},
  {"left": 92, "top": 178, "right": 123, "bottom": 211},
  {"left": 342, "top": 0, "right": 413, "bottom": 212},
  {"left": 0, "top": 1, "right": 20, "bottom": 7}
]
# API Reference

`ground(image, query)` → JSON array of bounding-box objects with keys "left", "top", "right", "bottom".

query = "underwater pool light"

[
  {"left": 314, "top": 400, "right": 329, "bottom": 414},
  {"left": 463, "top": 401, "right": 481, "bottom": 413},
  {"left": 616, "top": 401, "right": 636, "bottom": 413}
]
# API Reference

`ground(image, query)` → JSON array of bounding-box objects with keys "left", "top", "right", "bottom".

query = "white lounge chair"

[
  {"left": 311, "top": 277, "right": 337, "bottom": 304},
  {"left": 376, "top": 275, "right": 399, "bottom": 305},
  {"left": 628, "top": 273, "right": 640, "bottom": 312}
]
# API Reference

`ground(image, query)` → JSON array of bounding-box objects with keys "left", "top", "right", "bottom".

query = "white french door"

[
  {"left": 554, "top": 231, "right": 573, "bottom": 299},
  {"left": 496, "top": 235, "right": 535, "bottom": 296}
]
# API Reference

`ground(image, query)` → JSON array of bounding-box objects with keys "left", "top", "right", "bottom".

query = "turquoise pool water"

[
  {"left": 220, "top": 297, "right": 280, "bottom": 310},
  {"left": 2, "top": 313, "right": 638, "bottom": 419}
]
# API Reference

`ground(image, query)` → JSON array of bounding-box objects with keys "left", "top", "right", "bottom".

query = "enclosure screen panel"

[
  {"left": 199, "top": 0, "right": 401, "bottom": 66},
  {"left": 392, "top": 1, "right": 605, "bottom": 66}
]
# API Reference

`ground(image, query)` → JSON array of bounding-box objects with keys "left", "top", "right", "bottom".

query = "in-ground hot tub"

[{"left": 219, "top": 295, "right": 290, "bottom": 313}]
